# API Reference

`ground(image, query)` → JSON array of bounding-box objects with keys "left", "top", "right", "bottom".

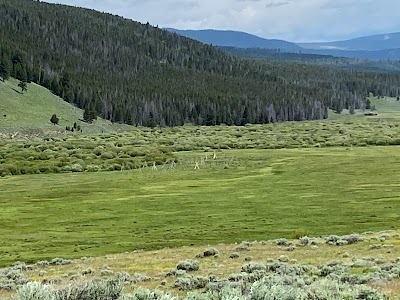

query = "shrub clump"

[
  {"left": 176, "top": 260, "right": 199, "bottom": 272},
  {"left": 35, "top": 261, "right": 50, "bottom": 268},
  {"left": 49, "top": 258, "right": 72, "bottom": 266},
  {"left": 275, "top": 238, "right": 292, "bottom": 246},
  {"left": 81, "top": 268, "right": 95, "bottom": 276},
  {"left": 57, "top": 278, "right": 122, "bottom": 300},
  {"left": 131, "top": 273, "right": 151, "bottom": 284},
  {"left": 234, "top": 243, "right": 250, "bottom": 252},
  {"left": 174, "top": 275, "right": 209, "bottom": 290},
  {"left": 202, "top": 247, "right": 219, "bottom": 257},
  {"left": 278, "top": 255, "right": 289, "bottom": 263},
  {"left": 70, "top": 164, "right": 83, "bottom": 172},
  {"left": 0, "top": 265, "right": 30, "bottom": 291},
  {"left": 14, "top": 282, "right": 53, "bottom": 300},
  {"left": 325, "top": 234, "right": 363, "bottom": 246},
  {"left": 241, "top": 262, "right": 267, "bottom": 273},
  {"left": 115, "top": 272, "right": 131, "bottom": 283}
]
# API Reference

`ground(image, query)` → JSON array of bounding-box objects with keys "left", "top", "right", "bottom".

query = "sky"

[{"left": 44, "top": 0, "right": 400, "bottom": 42}]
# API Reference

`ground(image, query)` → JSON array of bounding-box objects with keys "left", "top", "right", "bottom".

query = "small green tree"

[
  {"left": 83, "top": 108, "right": 96, "bottom": 123},
  {"left": 50, "top": 114, "right": 59, "bottom": 125},
  {"left": 18, "top": 81, "right": 27, "bottom": 93}
]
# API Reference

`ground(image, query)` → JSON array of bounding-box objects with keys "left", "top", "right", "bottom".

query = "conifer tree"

[
  {"left": 83, "top": 108, "right": 96, "bottom": 123},
  {"left": 18, "top": 81, "right": 27, "bottom": 93},
  {"left": 50, "top": 114, "right": 59, "bottom": 125}
]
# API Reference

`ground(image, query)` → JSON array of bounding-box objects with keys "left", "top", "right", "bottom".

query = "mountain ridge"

[
  {"left": 164, "top": 28, "right": 302, "bottom": 52},
  {"left": 167, "top": 28, "right": 400, "bottom": 60},
  {"left": 299, "top": 32, "right": 400, "bottom": 51}
]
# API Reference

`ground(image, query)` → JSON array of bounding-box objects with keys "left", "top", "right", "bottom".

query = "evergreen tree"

[
  {"left": 50, "top": 114, "right": 59, "bottom": 125},
  {"left": 83, "top": 108, "right": 96, "bottom": 123},
  {"left": 18, "top": 81, "right": 27, "bottom": 93}
]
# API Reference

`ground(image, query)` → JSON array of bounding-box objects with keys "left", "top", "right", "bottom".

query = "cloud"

[
  {"left": 43, "top": 0, "right": 400, "bottom": 42},
  {"left": 265, "top": 1, "right": 290, "bottom": 8}
]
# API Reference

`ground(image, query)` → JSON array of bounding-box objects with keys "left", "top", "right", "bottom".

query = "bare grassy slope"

[{"left": 0, "top": 79, "right": 130, "bottom": 134}]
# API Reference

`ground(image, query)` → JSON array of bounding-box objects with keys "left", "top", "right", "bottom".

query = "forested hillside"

[{"left": 1, "top": 0, "right": 400, "bottom": 126}]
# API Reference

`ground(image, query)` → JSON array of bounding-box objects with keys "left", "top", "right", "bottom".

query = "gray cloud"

[{"left": 43, "top": 0, "right": 400, "bottom": 42}]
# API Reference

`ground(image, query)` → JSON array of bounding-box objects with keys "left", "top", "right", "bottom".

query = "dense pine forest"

[{"left": 1, "top": 0, "right": 400, "bottom": 126}]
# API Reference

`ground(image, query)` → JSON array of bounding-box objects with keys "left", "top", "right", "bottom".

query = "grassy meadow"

[
  {"left": 2, "top": 85, "right": 400, "bottom": 298},
  {"left": 1, "top": 146, "right": 400, "bottom": 267}
]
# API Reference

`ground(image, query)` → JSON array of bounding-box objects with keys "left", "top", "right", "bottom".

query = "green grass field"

[
  {"left": 1, "top": 146, "right": 400, "bottom": 267},
  {"left": 327, "top": 95, "right": 400, "bottom": 119},
  {"left": 2, "top": 81, "right": 400, "bottom": 283},
  {"left": 0, "top": 79, "right": 82, "bottom": 127},
  {"left": 2, "top": 86, "right": 400, "bottom": 298},
  {"left": 0, "top": 79, "right": 130, "bottom": 134}
]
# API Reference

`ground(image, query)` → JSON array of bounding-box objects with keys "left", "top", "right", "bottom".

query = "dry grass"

[
  {"left": 16, "top": 229, "right": 400, "bottom": 297},
  {"left": 373, "top": 280, "right": 400, "bottom": 299}
]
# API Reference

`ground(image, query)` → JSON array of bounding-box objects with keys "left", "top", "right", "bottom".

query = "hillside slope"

[
  {"left": 165, "top": 28, "right": 302, "bottom": 51},
  {"left": 0, "top": 78, "right": 128, "bottom": 133},
  {"left": 0, "top": 78, "right": 81, "bottom": 127},
  {"left": 0, "top": 0, "right": 332, "bottom": 126}
]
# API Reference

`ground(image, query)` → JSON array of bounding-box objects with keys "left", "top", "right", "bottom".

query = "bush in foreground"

[
  {"left": 16, "top": 278, "right": 123, "bottom": 300},
  {"left": 14, "top": 271, "right": 387, "bottom": 300},
  {"left": 176, "top": 260, "right": 200, "bottom": 272}
]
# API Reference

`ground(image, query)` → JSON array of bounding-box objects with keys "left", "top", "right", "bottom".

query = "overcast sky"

[{"left": 44, "top": 0, "right": 400, "bottom": 42}]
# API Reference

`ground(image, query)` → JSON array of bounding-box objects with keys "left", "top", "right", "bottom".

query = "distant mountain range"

[
  {"left": 307, "top": 48, "right": 400, "bottom": 61},
  {"left": 165, "top": 28, "right": 400, "bottom": 60},
  {"left": 299, "top": 32, "right": 400, "bottom": 51},
  {"left": 165, "top": 29, "right": 302, "bottom": 52}
]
